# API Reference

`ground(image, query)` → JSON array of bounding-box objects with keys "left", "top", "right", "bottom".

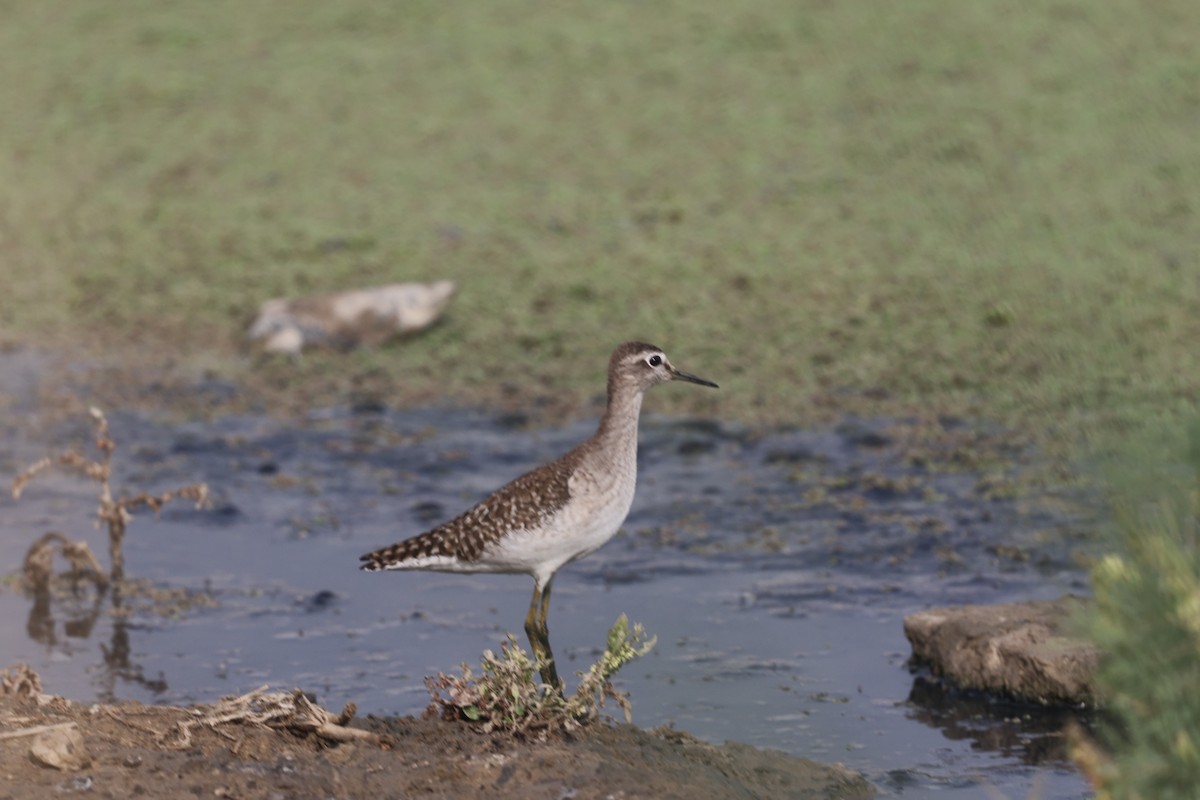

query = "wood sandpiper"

[{"left": 359, "top": 341, "right": 718, "bottom": 690}]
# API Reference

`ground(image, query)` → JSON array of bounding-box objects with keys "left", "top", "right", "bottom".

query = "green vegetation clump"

[
  {"left": 425, "top": 614, "right": 656, "bottom": 735},
  {"left": 1080, "top": 424, "right": 1200, "bottom": 798}
]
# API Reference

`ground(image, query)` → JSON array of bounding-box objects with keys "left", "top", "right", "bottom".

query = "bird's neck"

[{"left": 594, "top": 384, "right": 645, "bottom": 460}]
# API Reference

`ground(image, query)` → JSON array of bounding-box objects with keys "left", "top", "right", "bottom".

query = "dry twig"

[
  {"left": 22, "top": 532, "right": 108, "bottom": 594},
  {"left": 11, "top": 408, "right": 209, "bottom": 583},
  {"left": 166, "top": 686, "right": 383, "bottom": 749},
  {"left": 0, "top": 664, "right": 44, "bottom": 698},
  {"left": 0, "top": 722, "right": 78, "bottom": 742}
]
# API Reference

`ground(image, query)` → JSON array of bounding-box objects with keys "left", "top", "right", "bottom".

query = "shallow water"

[{"left": 0, "top": 396, "right": 1096, "bottom": 798}]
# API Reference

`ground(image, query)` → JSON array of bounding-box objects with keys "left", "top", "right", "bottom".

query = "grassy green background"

[{"left": 1, "top": 0, "right": 1197, "bottom": 445}]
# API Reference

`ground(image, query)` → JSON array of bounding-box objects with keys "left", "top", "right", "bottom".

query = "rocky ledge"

[{"left": 904, "top": 595, "right": 1098, "bottom": 706}]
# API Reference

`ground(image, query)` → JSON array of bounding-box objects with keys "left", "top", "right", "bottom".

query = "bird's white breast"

[{"left": 486, "top": 455, "right": 636, "bottom": 584}]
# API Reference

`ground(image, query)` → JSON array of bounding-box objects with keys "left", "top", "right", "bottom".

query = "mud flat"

[{"left": 0, "top": 686, "right": 872, "bottom": 800}]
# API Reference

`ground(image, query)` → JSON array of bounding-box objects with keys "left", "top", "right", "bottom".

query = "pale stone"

[
  {"left": 29, "top": 725, "right": 91, "bottom": 771},
  {"left": 248, "top": 281, "right": 457, "bottom": 355}
]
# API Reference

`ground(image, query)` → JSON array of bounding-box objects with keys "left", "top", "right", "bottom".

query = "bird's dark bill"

[{"left": 670, "top": 367, "right": 719, "bottom": 388}]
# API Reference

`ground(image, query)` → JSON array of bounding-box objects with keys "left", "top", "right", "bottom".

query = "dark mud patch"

[{"left": 0, "top": 691, "right": 872, "bottom": 800}]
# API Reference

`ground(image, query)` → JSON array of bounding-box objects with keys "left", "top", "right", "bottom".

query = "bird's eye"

[{"left": 647, "top": 355, "right": 662, "bottom": 367}]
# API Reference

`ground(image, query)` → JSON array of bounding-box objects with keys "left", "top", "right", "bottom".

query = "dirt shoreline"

[{"left": 0, "top": 682, "right": 874, "bottom": 800}]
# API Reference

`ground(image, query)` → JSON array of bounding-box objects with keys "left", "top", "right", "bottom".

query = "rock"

[
  {"left": 29, "top": 725, "right": 91, "bottom": 771},
  {"left": 248, "top": 281, "right": 457, "bottom": 355},
  {"left": 904, "top": 596, "right": 1099, "bottom": 705}
]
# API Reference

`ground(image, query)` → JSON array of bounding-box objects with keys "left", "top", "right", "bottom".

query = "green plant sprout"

[
  {"left": 1075, "top": 420, "right": 1200, "bottom": 799},
  {"left": 425, "top": 613, "right": 656, "bottom": 735}
]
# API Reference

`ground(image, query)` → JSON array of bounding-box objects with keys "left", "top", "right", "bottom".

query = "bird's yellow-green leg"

[{"left": 524, "top": 579, "right": 562, "bottom": 692}]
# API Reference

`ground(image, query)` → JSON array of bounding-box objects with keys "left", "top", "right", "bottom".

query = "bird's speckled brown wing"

[{"left": 359, "top": 448, "right": 583, "bottom": 571}]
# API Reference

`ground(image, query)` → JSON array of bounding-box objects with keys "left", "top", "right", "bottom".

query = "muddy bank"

[{"left": 0, "top": 687, "right": 872, "bottom": 800}]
